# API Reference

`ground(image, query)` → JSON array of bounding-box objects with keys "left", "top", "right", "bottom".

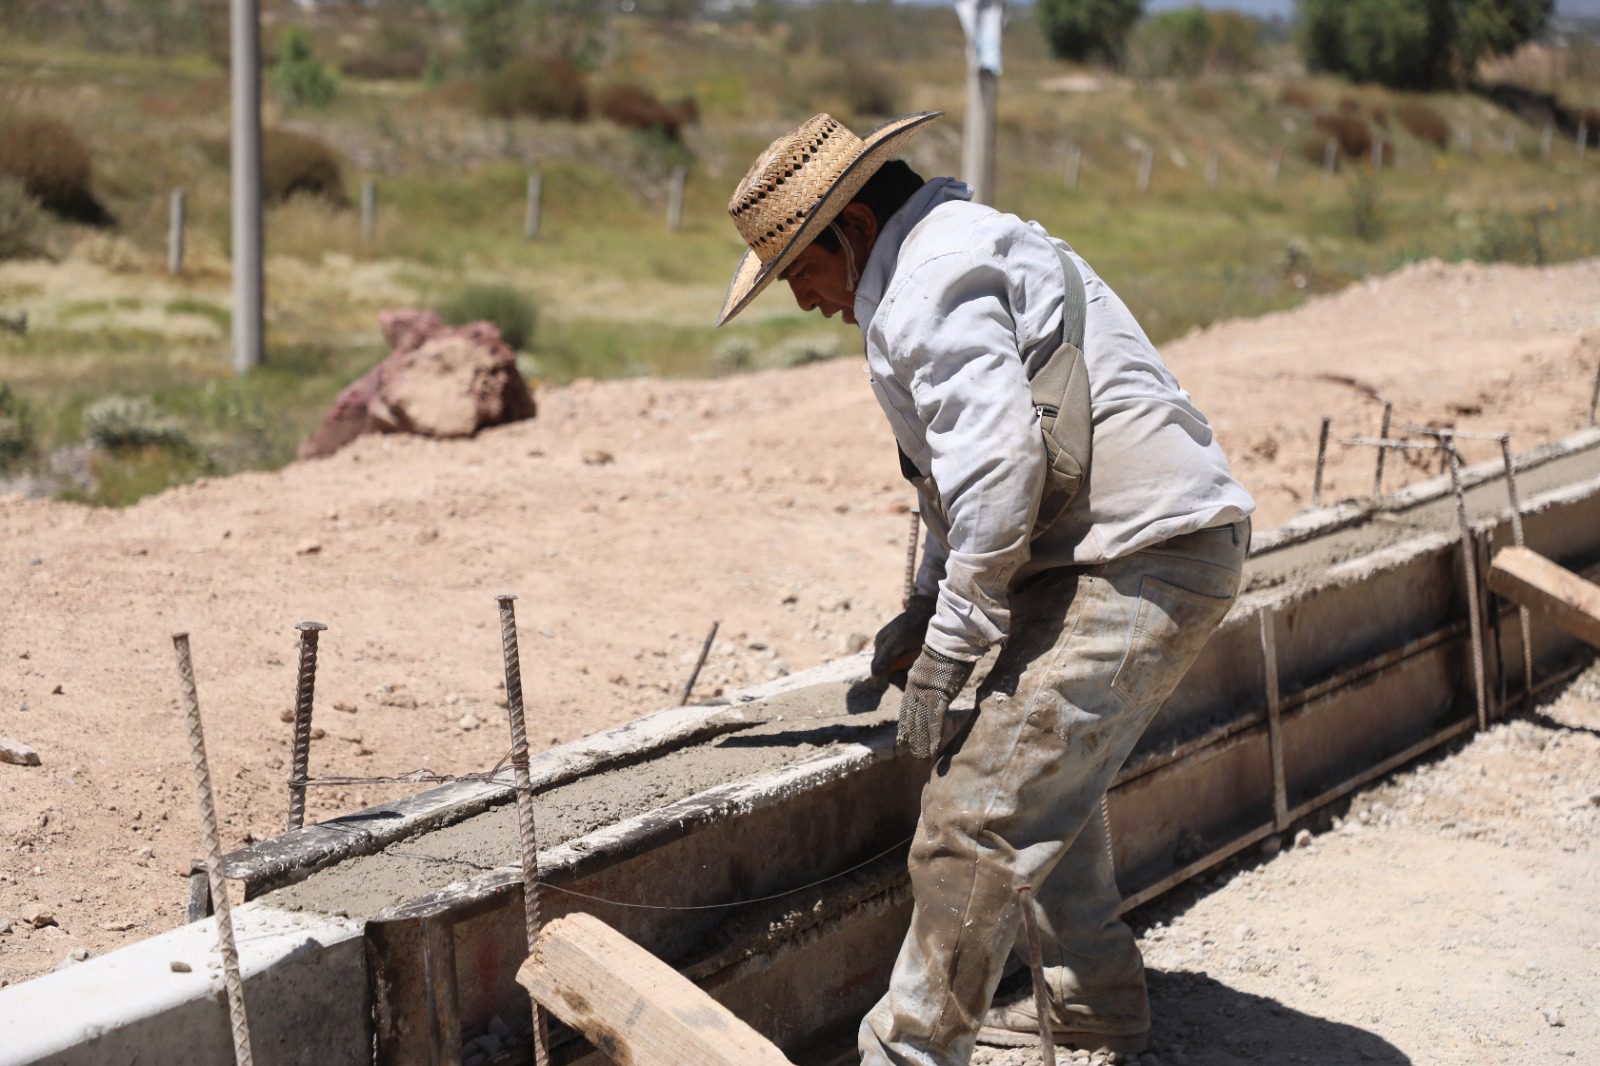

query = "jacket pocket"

[
  {"left": 1030, "top": 340, "right": 1092, "bottom": 536},
  {"left": 1109, "top": 575, "right": 1232, "bottom": 710}
]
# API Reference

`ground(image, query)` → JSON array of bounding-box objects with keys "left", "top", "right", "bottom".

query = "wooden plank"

[
  {"left": 518, "top": 912, "right": 796, "bottom": 1066},
  {"left": 1488, "top": 547, "right": 1600, "bottom": 650}
]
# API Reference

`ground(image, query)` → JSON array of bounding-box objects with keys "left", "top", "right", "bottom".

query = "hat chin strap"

[{"left": 830, "top": 221, "right": 859, "bottom": 294}]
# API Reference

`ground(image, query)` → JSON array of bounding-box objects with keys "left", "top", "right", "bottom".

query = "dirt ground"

[{"left": 3, "top": 256, "right": 1599, "bottom": 1062}]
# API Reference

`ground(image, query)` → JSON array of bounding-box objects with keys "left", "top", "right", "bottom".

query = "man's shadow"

[{"left": 1143, "top": 967, "right": 1411, "bottom": 1065}]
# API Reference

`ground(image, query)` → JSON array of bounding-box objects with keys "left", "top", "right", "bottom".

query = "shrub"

[
  {"left": 711, "top": 335, "right": 757, "bottom": 374},
  {"left": 1299, "top": 0, "right": 1552, "bottom": 91},
  {"left": 342, "top": 21, "right": 431, "bottom": 81},
  {"left": 271, "top": 27, "right": 338, "bottom": 108},
  {"left": 1313, "top": 111, "right": 1373, "bottom": 160},
  {"left": 438, "top": 284, "right": 537, "bottom": 351},
  {"left": 0, "top": 383, "right": 35, "bottom": 469},
  {"left": 1279, "top": 83, "right": 1318, "bottom": 110},
  {"left": 262, "top": 128, "right": 346, "bottom": 205},
  {"left": 0, "top": 175, "right": 46, "bottom": 260},
  {"left": 83, "top": 395, "right": 191, "bottom": 451},
  {"left": 595, "top": 84, "right": 698, "bottom": 141},
  {"left": 0, "top": 114, "right": 113, "bottom": 226},
  {"left": 1345, "top": 173, "right": 1384, "bottom": 242},
  {"left": 1127, "top": 9, "right": 1214, "bottom": 80},
  {"left": 1395, "top": 98, "right": 1450, "bottom": 147},
  {"left": 478, "top": 56, "right": 588, "bottom": 120},
  {"left": 765, "top": 333, "right": 843, "bottom": 368},
  {"left": 1036, "top": 0, "right": 1144, "bottom": 64}
]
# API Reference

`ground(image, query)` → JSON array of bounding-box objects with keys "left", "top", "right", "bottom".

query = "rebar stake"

[
  {"left": 680, "top": 619, "right": 720, "bottom": 706},
  {"left": 495, "top": 595, "right": 552, "bottom": 1066},
  {"left": 1444, "top": 438, "right": 1490, "bottom": 733},
  {"left": 1373, "top": 402, "right": 1393, "bottom": 496},
  {"left": 1312, "top": 416, "right": 1332, "bottom": 507},
  {"left": 1498, "top": 436, "right": 1535, "bottom": 706},
  {"left": 1017, "top": 885, "right": 1058, "bottom": 1066},
  {"left": 1589, "top": 361, "right": 1600, "bottom": 427},
  {"left": 903, "top": 508, "right": 921, "bottom": 606},
  {"left": 172, "top": 633, "right": 254, "bottom": 1066},
  {"left": 286, "top": 621, "right": 327, "bottom": 832}
]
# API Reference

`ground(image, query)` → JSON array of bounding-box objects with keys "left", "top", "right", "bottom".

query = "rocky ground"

[{"left": 3, "top": 256, "right": 1600, "bottom": 1063}]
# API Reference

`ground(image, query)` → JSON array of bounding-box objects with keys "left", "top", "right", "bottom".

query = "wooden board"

[
  {"left": 517, "top": 912, "right": 796, "bottom": 1066},
  {"left": 1489, "top": 547, "right": 1600, "bottom": 651}
]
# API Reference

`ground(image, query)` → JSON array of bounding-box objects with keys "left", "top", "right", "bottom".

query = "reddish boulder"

[{"left": 299, "top": 309, "right": 536, "bottom": 460}]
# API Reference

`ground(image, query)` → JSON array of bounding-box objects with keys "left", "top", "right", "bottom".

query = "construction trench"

[{"left": 4, "top": 427, "right": 1600, "bottom": 1066}]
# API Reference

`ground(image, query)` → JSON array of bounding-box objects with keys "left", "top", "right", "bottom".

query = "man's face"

[{"left": 781, "top": 241, "right": 857, "bottom": 324}]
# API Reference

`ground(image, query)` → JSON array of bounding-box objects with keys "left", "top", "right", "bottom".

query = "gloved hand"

[
  {"left": 899, "top": 647, "right": 975, "bottom": 759},
  {"left": 871, "top": 594, "right": 936, "bottom": 684}
]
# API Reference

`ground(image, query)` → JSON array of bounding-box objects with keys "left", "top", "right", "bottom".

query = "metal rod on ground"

[
  {"left": 360, "top": 179, "right": 376, "bottom": 243},
  {"left": 168, "top": 188, "right": 185, "bottom": 277},
  {"left": 666, "top": 165, "right": 686, "bottom": 233},
  {"left": 494, "top": 595, "right": 552, "bottom": 1066},
  {"left": 1443, "top": 437, "right": 1491, "bottom": 733},
  {"left": 1373, "top": 401, "right": 1393, "bottom": 496},
  {"left": 1498, "top": 435, "right": 1535, "bottom": 706},
  {"left": 1016, "top": 886, "right": 1058, "bottom": 1066},
  {"left": 903, "top": 508, "right": 921, "bottom": 606},
  {"left": 1312, "top": 416, "right": 1332, "bottom": 507},
  {"left": 286, "top": 621, "right": 327, "bottom": 832},
  {"left": 524, "top": 171, "right": 542, "bottom": 240},
  {"left": 679, "top": 620, "right": 720, "bottom": 706},
  {"left": 230, "top": 0, "right": 263, "bottom": 374},
  {"left": 1589, "top": 361, "right": 1599, "bottom": 426},
  {"left": 172, "top": 633, "right": 254, "bottom": 1066}
]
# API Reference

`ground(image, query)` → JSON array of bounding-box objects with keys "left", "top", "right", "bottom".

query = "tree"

[
  {"left": 1036, "top": 0, "right": 1144, "bottom": 64},
  {"left": 1297, "top": 0, "right": 1553, "bottom": 90}
]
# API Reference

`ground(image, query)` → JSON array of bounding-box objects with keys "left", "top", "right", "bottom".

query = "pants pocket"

[{"left": 1108, "top": 575, "right": 1233, "bottom": 710}]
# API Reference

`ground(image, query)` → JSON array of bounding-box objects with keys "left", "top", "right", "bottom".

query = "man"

[{"left": 718, "top": 112, "right": 1254, "bottom": 1066}]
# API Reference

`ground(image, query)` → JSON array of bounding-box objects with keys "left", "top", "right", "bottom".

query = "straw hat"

[{"left": 717, "top": 110, "right": 942, "bottom": 326}]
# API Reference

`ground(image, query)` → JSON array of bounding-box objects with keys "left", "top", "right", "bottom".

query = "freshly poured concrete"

[{"left": 268, "top": 434, "right": 1600, "bottom": 921}]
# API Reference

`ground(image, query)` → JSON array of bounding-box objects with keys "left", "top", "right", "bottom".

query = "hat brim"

[{"left": 716, "top": 111, "right": 943, "bottom": 327}]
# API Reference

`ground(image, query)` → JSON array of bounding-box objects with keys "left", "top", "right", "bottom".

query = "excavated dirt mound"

[{"left": 2, "top": 257, "right": 1599, "bottom": 1008}]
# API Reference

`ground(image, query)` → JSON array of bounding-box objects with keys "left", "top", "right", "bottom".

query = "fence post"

[
  {"left": 1503, "top": 127, "right": 1516, "bottom": 155},
  {"left": 1137, "top": 146, "right": 1154, "bottom": 193},
  {"left": 168, "top": 188, "right": 186, "bottom": 277},
  {"left": 1066, "top": 143, "right": 1082, "bottom": 191},
  {"left": 524, "top": 171, "right": 542, "bottom": 241},
  {"left": 1268, "top": 144, "right": 1283, "bottom": 184},
  {"left": 1323, "top": 136, "right": 1338, "bottom": 177},
  {"left": 1580, "top": 120, "right": 1589, "bottom": 162},
  {"left": 666, "top": 165, "right": 686, "bottom": 233},
  {"left": 1205, "top": 151, "right": 1219, "bottom": 190},
  {"left": 360, "top": 179, "right": 376, "bottom": 243},
  {"left": 1541, "top": 124, "right": 1553, "bottom": 161},
  {"left": 1371, "top": 138, "right": 1384, "bottom": 169}
]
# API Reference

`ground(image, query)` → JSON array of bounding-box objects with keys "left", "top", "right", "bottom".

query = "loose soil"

[{"left": 3, "top": 257, "right": 1599, "bottom": 1064}]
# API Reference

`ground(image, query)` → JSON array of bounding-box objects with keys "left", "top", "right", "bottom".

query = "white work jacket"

[{"left": 854, "top": 179, "right": 1254, "bottom": 663}]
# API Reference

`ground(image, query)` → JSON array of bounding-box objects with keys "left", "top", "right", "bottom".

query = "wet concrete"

[{"left": 268, "top": 436, "right": 1600, "bottom": 919}]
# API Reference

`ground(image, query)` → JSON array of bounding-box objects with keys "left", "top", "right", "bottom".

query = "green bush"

[
  {"left": 438, "top": 284, "right": 538, "bottom": 351},
  {"left": 262, "top": 128, "right": 346, "bottom": 205},
  {"left": 479, "top": 56, "right": 588, "bottom": 120},
  {"left": 271, "top": 27, "right": 338, "bottom": 108},
  {"left": 342, "top": 21, "right": 431, "bottom": 81},
  {"left": 1299, "top": 0, "right": 1552, "bottom": 90},
  {"left": 1471, "top": 209, "right": 1547, "bottom": 264},
  {"left": 1345, "top": 173, "right": 1385, "bottom": 242},
  {"left": 765, "top": 333, "right": 843, "bottom": 368},
  {"left": 1036, "top": 0, "right": 1144, "bottom": 64},
  {"left": 82, "top": 395, "right": 192, "bottom": 451},
  {"left": 0, "top": 383, "right": 35, "bottom": 469},
  {"left": 1313, "top": 111, "right": 1373, "bottom": 160},
  {"left": 0, "top": 175, "right": 46, "bottom": 260},
  {"left": 0, "top": 114, "right": 113, "bottom": 226},
  {"left": 595, "top": 84, "right": 697, "bottom": 141},
  {"left": 1395, "top": 98, "right": 1450, "bottom": 147},
  {"left": 1126, "top": 9, "right": 1214, "bottom": 79},
  {"left": 711, "top": 335, "right": 757, "bottom": 374}
]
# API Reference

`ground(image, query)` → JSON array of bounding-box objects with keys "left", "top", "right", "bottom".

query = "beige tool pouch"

[{"left": 1028, "top": 247, "right": 1092, "bottom": 537}]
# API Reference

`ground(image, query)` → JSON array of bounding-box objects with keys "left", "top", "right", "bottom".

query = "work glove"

[
  {"left": 899, "top": 647, "right": 975, "bottom": 760},
  {"left": 870, "top": 594, "right": 937, "bottom": 683}
]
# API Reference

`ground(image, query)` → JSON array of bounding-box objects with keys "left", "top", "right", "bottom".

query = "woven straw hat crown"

[{"left": 729, "top": 114, "right": 856, "bottom": 264}]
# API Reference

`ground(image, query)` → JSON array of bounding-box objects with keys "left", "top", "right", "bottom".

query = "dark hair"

[{"left": 814, "top": 159, "right": 926, "bottom": 251}]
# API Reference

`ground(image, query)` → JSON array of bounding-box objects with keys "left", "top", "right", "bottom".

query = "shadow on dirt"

[{"left": 1145, "top": 967, "right": 1411, "bottom": 1064}]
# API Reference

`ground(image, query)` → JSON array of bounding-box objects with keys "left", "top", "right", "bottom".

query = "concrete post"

[
  {"left": 963, "top": 67, "right": 998, "bottom": 204},
  {"left": 230, "top": 0, "right": 263, "bottom": 374},
  {"left": 524, "top": 171, "right": 542, "bottom": 240},
  {"left": 168, "top": 188, "right": 185, "bottom": 277}
]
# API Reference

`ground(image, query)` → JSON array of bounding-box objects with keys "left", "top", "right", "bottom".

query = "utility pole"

[
  {"left": 956, "top": 0, "right": 1002, "bottom": 206},
  {"left": 231, "top": 0, "right": 263, "bottom": 374}
]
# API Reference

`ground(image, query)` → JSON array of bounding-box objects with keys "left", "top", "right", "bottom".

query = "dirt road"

[{"left": 3, "top": 256, "right": 1599, "bottom": 1064}]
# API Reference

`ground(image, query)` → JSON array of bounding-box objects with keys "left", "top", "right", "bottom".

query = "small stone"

[
  {"left": 458, "top": 714, "right": 480, "bottom": 732},
  {"left": 170, "top": 960, "right": 192, "bottom": 973},
  {"left": 310, "top": 727, "right": 326, "bottom": 740},
  {"left": 279, "top": 708, "right": 295, "bottom": 723},
  {"left": 50, "top": 684, "right": 63, "bottom": 695},
  {"left": 0, "top": 918, "right": 12, "bottom": 935},
  {"left": 1294, "top": 828, "right": 1313, "bottom": 848},
  {"left": 581, "top": 449, "right": 615, "bottom": 466},
  {"left": 102, "top": 920, "right": 135, "bottom": 932},
  {"left": 1543, "top": 1006, "right": 1565, "bottom": 1027},
  {"left": 334, "top": 701, "right": 358, "bottom": 714},
  {"left": 842, "top": 632, "right": 870, "bottom": 655},
  {"left": 27, "top": 912, "right": 57, "bottom": 929},
  {"left": 0, "top": 738, "right": 41, "bottom": 767},
  {"left": 1260, "top": 835, "right": 1281, "bottom": 857}
]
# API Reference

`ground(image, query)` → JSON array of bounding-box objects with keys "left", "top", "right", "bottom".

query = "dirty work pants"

[{"left": 859, "top": 520, "right": 1249, "bottom": 1066}]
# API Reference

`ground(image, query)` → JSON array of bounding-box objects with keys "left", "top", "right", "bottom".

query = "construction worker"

[{"left": 717, "top": 113, "right": 1254, "bottom": 1065}]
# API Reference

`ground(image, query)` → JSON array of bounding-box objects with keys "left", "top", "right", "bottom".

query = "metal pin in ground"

[{"left": 287, "top": 621, "right": 327, "bottom": 833}]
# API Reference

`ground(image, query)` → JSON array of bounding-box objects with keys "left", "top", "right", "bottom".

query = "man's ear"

[{"left": 839, "top": 201, "right": 878, "bottom": 251}]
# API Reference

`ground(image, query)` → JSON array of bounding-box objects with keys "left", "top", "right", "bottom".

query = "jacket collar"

[{"left": 854, "top": 177, "right": 973, "bottom": 336}]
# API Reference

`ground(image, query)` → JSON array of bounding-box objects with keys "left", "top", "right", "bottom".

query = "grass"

[{"left": 1, "top": 14, "right": 1598, "bottom": 505}]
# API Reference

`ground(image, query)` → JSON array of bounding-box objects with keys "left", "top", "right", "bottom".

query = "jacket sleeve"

[{"left": 879, "top": 249, "right": 1046, "bottom": 662}]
